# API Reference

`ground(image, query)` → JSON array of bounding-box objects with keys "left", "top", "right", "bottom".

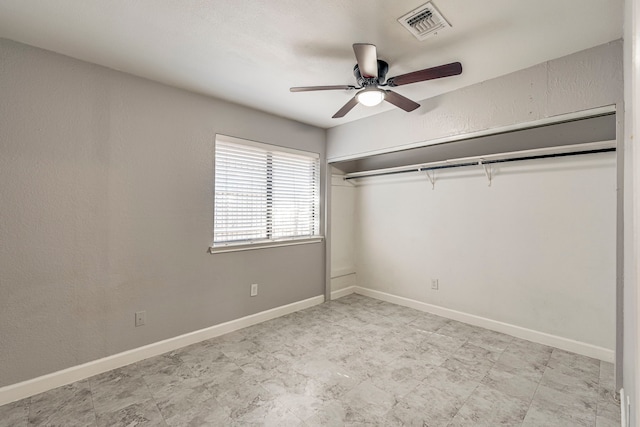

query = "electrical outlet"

[
  {"left": 250, "top": 283, "right": 258, "bottom": 297},
  {"left": 431, "top": 279, "right": 439, "bottom": 290},
  {"left": 135, "top": 311, "right": 146, "bottom": 327}
]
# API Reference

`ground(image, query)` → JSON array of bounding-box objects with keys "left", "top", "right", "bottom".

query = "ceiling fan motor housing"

[{"left": 353, "top": 60, "right": 389, "bottom": 86}]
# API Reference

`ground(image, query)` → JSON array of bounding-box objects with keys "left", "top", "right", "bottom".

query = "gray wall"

[{"left": 0, "top": 39, "right": 326, "bottom": 387}]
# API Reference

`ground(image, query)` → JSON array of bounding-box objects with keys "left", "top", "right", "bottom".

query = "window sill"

[{"left": 208, "top": 237, "right": 324, "bottom": 254}]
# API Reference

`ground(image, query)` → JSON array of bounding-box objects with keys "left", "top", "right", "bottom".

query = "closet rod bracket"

[
  {"left": 479, "top": 160, "right": 492, "bottom": 187},
  {"left": 423, "top": 169, "right": 436, "bottom": 190}
]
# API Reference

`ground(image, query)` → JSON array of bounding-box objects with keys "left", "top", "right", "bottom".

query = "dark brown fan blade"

[
  {"left": 332, "top": 96, "right": 359, "bottom": 118},
  {"left": 387, "top": 62, "right": 462, "bottom": 87},
  {"left": 353, "top": 43, "right": 378, "bottom": 78},
  {"left": 290, "top": 85, "right": 355, "bottom": 92},
  {"left": 384, "top": 90, "right": 420, "bottom": 112}
]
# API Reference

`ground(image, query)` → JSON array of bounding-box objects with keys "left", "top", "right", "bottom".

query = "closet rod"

[{"left": 343, "top": 147, "right": 616, "bottom": 181}]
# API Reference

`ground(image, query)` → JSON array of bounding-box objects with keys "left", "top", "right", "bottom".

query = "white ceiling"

[{"left": 0, "top": 0, "right": 623, "bottom": 129}]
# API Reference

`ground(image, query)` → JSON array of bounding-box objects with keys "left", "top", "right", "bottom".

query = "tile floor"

[{"left": 0, "top": 294, "right": 621, "bottom": 426}]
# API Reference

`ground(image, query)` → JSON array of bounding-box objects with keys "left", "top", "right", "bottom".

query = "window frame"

[{"left": 209, "top": 134, "right": 323, "bottom": 254}]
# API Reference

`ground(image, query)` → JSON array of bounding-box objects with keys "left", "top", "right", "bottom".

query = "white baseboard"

[
  {"left": 331, "top": 285, "right": 357, "bottom": 300},
  {"left": 354, "top": 287, "right": 614, "bottom": 363},
  {"left": 0, "top": 295, "right": 324, "bottom": 406}
]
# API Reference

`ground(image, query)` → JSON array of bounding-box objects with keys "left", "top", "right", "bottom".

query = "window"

[{"left": 211, "top": 135, "right": 322, "bottom": 252}]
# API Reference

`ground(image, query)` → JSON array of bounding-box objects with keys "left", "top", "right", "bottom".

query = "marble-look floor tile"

[
  {"left": 466, "top": 328, "right": 514, "bottom": 353},
  {"left": 271, "top": 390, "right": 327, "bottom": 422},
  {"left": 323, "top": 300, "right": 362, "bottom": 316},
  {"left": 435, "top": 320, "right": 484, "bottom": 341},
  {"left": 526, "top": 384, "right": 597, "bottom": 426},
  {"left": 229, "top": 399, "right": 304, "bottom": 427},
  {"left": 154, "top": 386, "right": 229, "bottom": 426},
  {"left": 232, "top": 351, "right": 290, "bottom": 381},
  {"left": 332, "top": 350, "right": 387, "bottom": 382},
  {"left": 386, "top": 385, "right": 466, "bottom": 427},
  {"left": 29, "top": 380, "right": 96, "bottom": 427},
  {"left": 332, "top": 315, "right": 371, "bottom": 334},
  {"left": 599, "top": 361, "right": 616, "bottom": 392},
  {"left": 216, "top": 378, "right": 275, "bottom": 420},
  {"left": 481, "top": 363, "right": 540, "bottom": 403},
  {"left": 338, "top": 294, "right": 382, "bottom": 309},
  {"left": 539, "top": 365, "right": 599, "bottom": 402},
  {"left": 215, "top": 339, "right": 262, "bottom": 363},
  {"left": 147, "top": 375, "right": 209, "bottom": 402},
  {"left": 354, "top": 342, "right": 408, "bottom": 369},
  {"left": 380, "top": 310, "right": 421, "bottom": 325},
  {"left": 547, "top": 348, "right": 601, "bottom": 381},
  {"left": 90, "top": 366, "right": 152, "bottom": 415},
  {"left": 454, "top": 342, "right": 502, "bottom": 363},
  {"left": 370, "top": 355, "right": 434, "bottom": 399},
  {"left": 299, "top": 398, "right": 350, "bottom": 426},
  {"left": 258, "top": 367, "right": 311, "bottom": 397},
  {"left": 411, "top": 341, "right": 451, "bottom": 366},
  {"left": 135, "top": 351, "right": 183, "bottom": 373},
  {"left": 409, "top": 312, "right": 451, "bottom": 333},
  {"left": 300, "top": 304, "right": 350, "bottom": 324},
  {"left": 342, "top": 380, "right": 396, "bottom": 418},
  {"left": 522, "top": 405, "right": 591, "bottom": 427},
  {"left": 504, "top": 337, "right": 553, "bottom": 366},
  {"left": 186, "top": 355, "right": 250, "bottom": 397},
  {"left": 494, "top": 351, "right": 547, "bottom": 383},
  {"left": 449, "top": 383, "right": 529, "bottom": 426},
  {"left": 418, "top": 366, "right": 480, "bottom": 402},
  {"left": 179, "top": 348, "right": 234, "bottom": 374},
  {"left": 95, "top": 399, "right": 166, "bottom": 427},
  {"left": 290, "top": 357, "right": 362, "bottom": 399},
  {"left": 365, "top": 312, "right": 408, "bottom": 330},
  {"left": 597, "top": 387, "right": 621, "bottom": 424},
  {"left": 301, "top": 397, "right": 387, "bottom": 426},
  {"left": 308, "top": 340, "right": 360, "bottom": 364},
  {"left": 389, "top": 322, "right": 433, "bottom": 345},
  {"left": 423, "top": 332, "right": 467, "bottom": 353},
  {"left": 173, "top": 342, "right": 225, "bottom": 367},
  {"left": 0, "top": 399, "right": 29, "bottom": 427},
  {"left": 140, "top": 358, "right": 197, "bottom": 391},
  {"left": 441, "top": 353, "right": 496, "bottom": 382},
  {"left": 252, "top": 332, "right": 308, "bottom": 356},
  {"left": 596, "top": 414, "right": 622, "bottom": 427}
]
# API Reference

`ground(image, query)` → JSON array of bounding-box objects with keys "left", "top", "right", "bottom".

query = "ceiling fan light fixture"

[
  {"left": 290, "top": 42, "right": 463, "bottom": 118},
  {"left": 356, "top": 88, "right": 385, "bottom": 107}
]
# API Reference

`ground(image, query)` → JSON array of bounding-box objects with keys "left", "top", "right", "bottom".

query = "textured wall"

[
  {"left": 327, "top": 41, "right": 623, "bottom": 160},
  {"left": 0, "top": 39, "right": 326, "bottom": 387}
]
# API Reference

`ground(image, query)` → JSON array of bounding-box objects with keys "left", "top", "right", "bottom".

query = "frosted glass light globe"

[{"left": 357, "top": 89, "right": 384, "bottom": 106}]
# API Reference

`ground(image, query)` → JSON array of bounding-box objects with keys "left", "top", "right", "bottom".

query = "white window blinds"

[{"left": 214, "top": 136, "right": 321, "bottom": 247}]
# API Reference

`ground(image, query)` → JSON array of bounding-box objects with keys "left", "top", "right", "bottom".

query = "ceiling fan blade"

[
  {"left": 290, "top": 85, "right": 355, "bottom": 92},
  {"left": 384, "top": 90, "right": 420, "bottom": 112},
  {"left": 332, "top": 96, "right": 359, "bottom": 118},
  {"left": 387, "top": 62, "right": 462, "bottom": 87},
  {"left": 353, "top": 43, "right": 378, "bottom": 78}
]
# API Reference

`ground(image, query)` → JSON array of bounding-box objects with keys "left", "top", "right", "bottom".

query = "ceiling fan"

[{"left": 290, "top": 43, "right": 462, "bottom": 118}]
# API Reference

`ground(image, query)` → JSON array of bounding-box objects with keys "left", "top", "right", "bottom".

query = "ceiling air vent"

[{"left": 398, "top": 1, "right": 451, "bottom": 41}]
